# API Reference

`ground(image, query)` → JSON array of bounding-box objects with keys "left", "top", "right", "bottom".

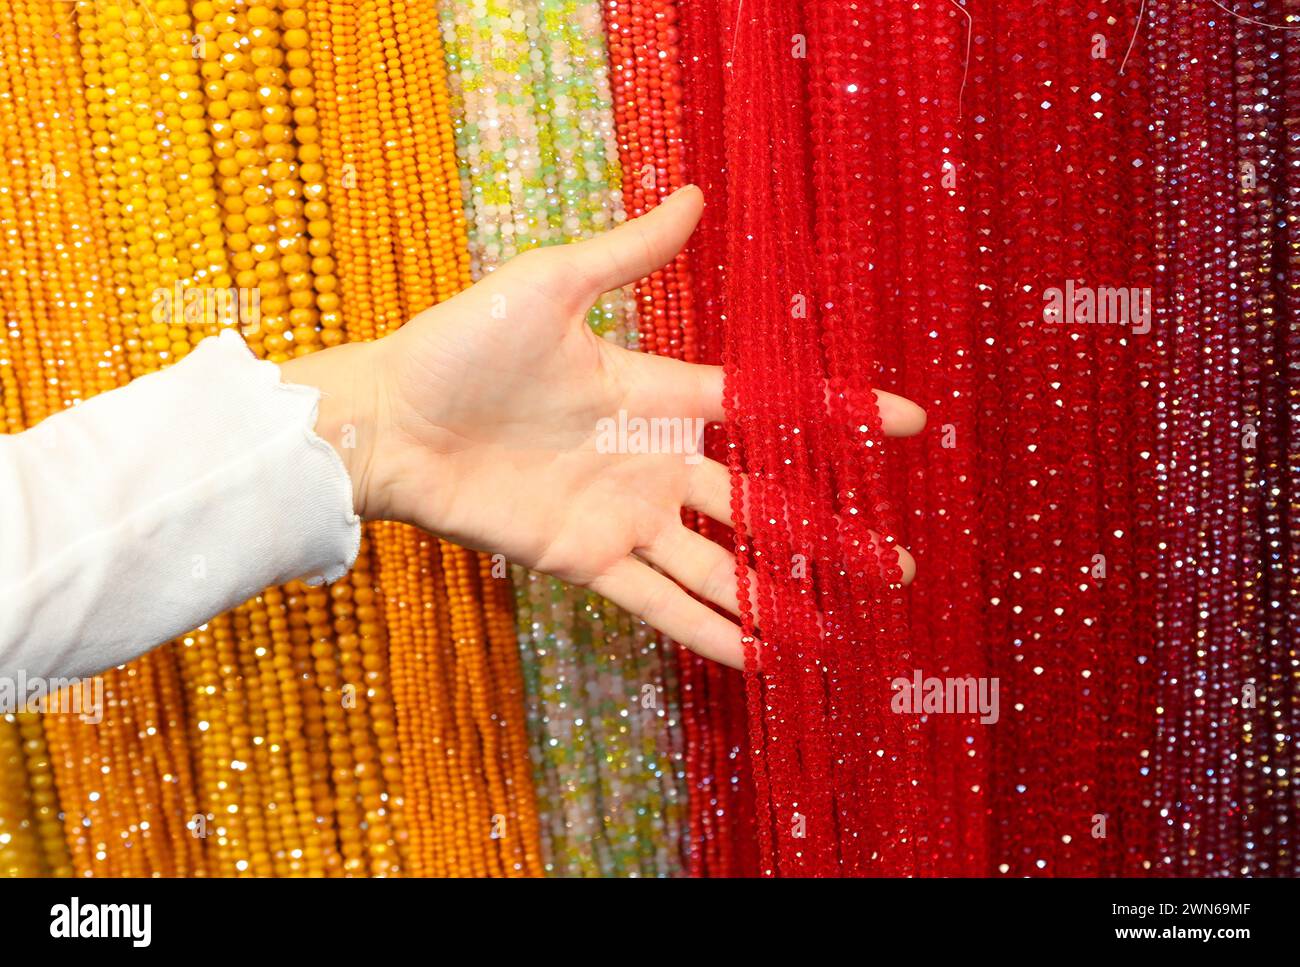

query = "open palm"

[{"left": 361, "top": 187, "right": 925, "bottom": 668}]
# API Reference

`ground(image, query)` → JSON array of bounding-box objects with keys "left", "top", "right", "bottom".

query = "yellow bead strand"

[
  {"left": 329, "top": 573, "right": 401, "bottom": 875},
  {"left": 0, "top": 3, "right": 66, "bottom": 421},
  {"left": 0, "top": 0, "right": 548, "bottom": 880},
  {"left": 0, "top": 714, "right": 47, "bottom": 876},
  {"left": 261, "top": 586, "right": 327, "bottom": 875},
  {"left": 15, "top": 713, "right": 75, "bottom": 877}
]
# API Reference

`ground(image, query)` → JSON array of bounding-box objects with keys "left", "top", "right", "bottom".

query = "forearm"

[{"left": 0, "top": 330, "right": 360, "bottom": 681}]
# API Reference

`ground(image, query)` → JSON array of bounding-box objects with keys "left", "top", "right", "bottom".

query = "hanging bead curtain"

[
  {"left": 669, "top": 0, "right": 1295, "bottom": 877},
  {"left": 0, "top": 0, "right": 1294, "bottom": 878}
]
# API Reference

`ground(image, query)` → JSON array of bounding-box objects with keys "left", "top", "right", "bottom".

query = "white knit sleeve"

[{"left": 0, "top": 329, "right": 361, "bottom": 681}]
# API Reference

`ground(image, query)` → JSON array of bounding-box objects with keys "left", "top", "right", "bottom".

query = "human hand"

[{"left": 281, "top": 186, "right": 926, "bottom": 668}]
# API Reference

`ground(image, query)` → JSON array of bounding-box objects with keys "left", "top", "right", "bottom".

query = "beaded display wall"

[
  {"left": 660, "top": 0, "right": 1296, "bottom": 876},
  {"left": 0, "top": 0, "right": 1295, "bottom": 879},
  {"left": 0, "top": 0, "right": 541, "bottom": 878}
]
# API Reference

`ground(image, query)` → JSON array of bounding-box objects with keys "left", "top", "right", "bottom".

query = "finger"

[
  {"left": 639, "top": 525, "right": 760, "bottom": 625},
  {"left": 590, "top": 556, "right": 748, "bottom": 670},
  {"left": 626, "top": 352, "right": 725, "bottom": 422},
  {"left": 625, "top": 347, "right": 924, "bottom": 439},
  {"left": 566, "top": 185, "right": 704, "bottom": 293},
  {"left": 630, "top": 357, "right": 922, "bottom": 435},
  {"left": 684, "top": 458, "right": 741, "bottom": 529},
  {"left": 868, "top": 530, "right": 917, "bottom": 585},
  {"left": 896, "top": 544, "right": 917, "bottom": 584},
  {"left": 685, "top": 461, "right": 918, "bottom": 586},
  {"left": 872, "top": 389, "right": 927, "bottom": 437}
]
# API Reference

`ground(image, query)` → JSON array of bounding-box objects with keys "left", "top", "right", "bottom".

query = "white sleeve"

[{"left": 0, "top": 329, "right": 361, "bottom": 681}]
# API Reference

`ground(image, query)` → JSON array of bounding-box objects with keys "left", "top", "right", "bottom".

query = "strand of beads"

[
  {"left": 0, "top": 716, "right": 47, "bottom": 876},
  {"left": 376, "top": 529, "right": 456, "bottom": 875},
  {"left": 72, "top": 0, "right": 134, "bottom": 391},
  {"left": 448, "top": 541, "right": 541, "bottom": 875},
  {"left": 14, "top": 712, "right": 75, "bottom": 876},
  {"left": 328, "top": 570, "right": 401, "bottom": 876},
  {"left": 283, "top": 584, "right": 344, "bottom": 875},
  {"left": 267, "top": 586, "right": 323, "bottom": 875},
  {"left": 0, "top": 332, "right": 23, "bottom": 433},
  {"left": 197, "top": 0, "right": 326, "bottom": 360},
  {"left": 242, "top": 589, "right": 313, "bottom": 875},
  {"left": 1250, "top": 3, "right": 1298, "bottom": 878},
  {"left": 476, "top": 552, "right": 545, "bottom": 873},
  {"left": 141, "top": 0, "right": 227, "bottom": 352},
  {"left": 88, "top": 1, "right": 200, "bottom": 374},
  {"left": 439, "top": 544, "right": 501, "bottom": 875},
  {"left": 14, "top": 1, "right": 108, "bottom": 406},
  {"left": 0, "top": 2, "right": 76, "bottom": 422},
  {"left": 52, "top": 3, "right": 127, "bottom": 397},
  {"left": 605, "top": 0, "right": 691, "bottom": 356},
  {"left": 1272, "top": 8, "right": 1299, "bottom": 878},
  {"left": 345, "top": 546, "right": 408, "bottom": 873},
  {"left": 37, "top": 711, "right": 99, "bottom": 873},
  {"left": 0, "top": 168, "right": 32, "bottom": 429},
  {"left": 174, "top": 624, "right": 227, "bottom": 869},
  {"left": 127, "top": 639, "right": 206, "bottom": 873},
  {"left": 214, "top": 607, "right": 273, "bottom": 874},
  {"left": 390, "top": 0, "right": 472, "bottom": 304}
]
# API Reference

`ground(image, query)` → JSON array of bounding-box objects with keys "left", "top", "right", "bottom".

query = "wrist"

[{"left": 278, "top": 341, "right": 386, "bottom": 521}]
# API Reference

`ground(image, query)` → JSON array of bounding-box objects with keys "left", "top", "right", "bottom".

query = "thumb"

[{"left": 567, "top": 185, "right": 704, "bottom": 293}]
